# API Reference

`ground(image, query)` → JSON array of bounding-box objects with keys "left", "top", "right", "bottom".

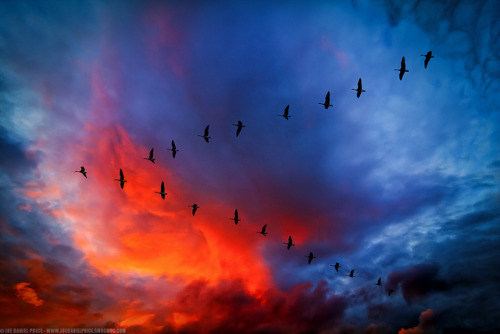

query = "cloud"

[
  {"left": 398, "top": 309, "right": 437, "bottom": 334},
  {"left": 386, "top": 264, "right": 449, "bottom": 304},
  {"left": 15, "top": 282, "right": 44, "bottom": 306}
]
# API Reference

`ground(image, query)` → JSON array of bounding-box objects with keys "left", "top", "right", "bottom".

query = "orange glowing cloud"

[
  {"left": 21, "top": 57, "right": 274, "bottom": 298},
  {"left": 15, "top": 282, "right": 44, "bottom": 306}
]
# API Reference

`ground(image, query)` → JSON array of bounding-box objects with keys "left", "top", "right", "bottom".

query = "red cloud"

[{"left": 15, "top": 282, "right": 44, "bottom": 306}]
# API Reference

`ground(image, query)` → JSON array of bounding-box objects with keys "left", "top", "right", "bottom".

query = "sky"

[{"left": 0, "top": 0, "right": 499, "bottom": 333}]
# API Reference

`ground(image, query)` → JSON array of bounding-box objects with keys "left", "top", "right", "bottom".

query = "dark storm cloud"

[
  {"left": 146, "top": 279, "right": 348, "bottom": 334},
  {"left": 386, "top": 263, "right": 449, "bottom": 304}
]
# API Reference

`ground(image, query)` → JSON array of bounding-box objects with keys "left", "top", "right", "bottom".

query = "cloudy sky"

[{"left": 1, "top": 0, "right": 499, "bottom": 333}]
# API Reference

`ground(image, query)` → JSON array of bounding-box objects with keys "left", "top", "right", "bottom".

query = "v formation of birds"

[{"left": 75, "top": 53, "right": 434, "bottom": 296}]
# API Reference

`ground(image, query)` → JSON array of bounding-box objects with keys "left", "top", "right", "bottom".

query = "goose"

[
  {"left": 75, "top": 166, "right": 87, "bottom": 178},
  {"left": 394, "top": 56, "right": 409, "bottom": 80},
  {"left": 257, "top": 224, "right": 268, "bottom": 236},
  {"left": 277, "top": 105, "right": 291, "bottom": 120},
  {"left": 155, "top": 181, "right": 167, "bottom": 199},
  {"left": 318, "top": 91, "right": 333, "bottom": 109},
  {"left": 114, "top": 169, "right": 127, "bottom": 189},
  {"left": 229, "top": 209, "right": 241, "bottom": 224},
  {"left": 188, "top": 203, "right": 199, "bottom": 216},
  {"left": 352, "top": 78, "right": 366, "bottom": 98},
  {"left": 283, "top": 236, "right": 295, "bottom": 250},
  {"left": 168, "top": 140, "right": 179, "bottom": 158},
  {"left": 198, "top": 125, "right": 211, "bottom": 143},
  {"left": 421, "top": 51, "right": 434, "bottom": 68},
  {"left": 144, "top": 148, "right": 156, "bottom": 163},
  {"left": 232, "top": 120, "right": 245, "bottom": 137}
]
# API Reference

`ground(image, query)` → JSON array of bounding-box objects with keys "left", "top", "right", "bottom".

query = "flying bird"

[
  {"left": 388, "top": 289, "right": 395, "bottom": 296},
  {"left": 198, "top": 125, "right": 211, "bottom": 143},
  {"left": 144, "top": 148, "right": 156, "bottom": 164},
  {"left": 421, "top": 51, "right": 434, "bottom": 68},
  {"left": 329, "top": 262, "right": 341, "bottom": 272},
  {"left": 75, "top": 166, "right": 87, "bottom": 178},
  {"left": 229, "top": 209, "right": 241, "bottom": 224},
  {"left": 168, "top": 140, "right": 179, "bottom": 158},
  {"left": 305, "top": 252, "right": 317, "bottom": 264},
  {"left": 346, "top": 269, "right": 356, "bottom": 278},
  {"left": 277, "top": 105, "right": 291, "bottom": 120},
  {"left": 318, "top": 91, "right": 333, "bottom": 109},
  {"left": 155, "top": 181, "right": 167, "bottom": 199},
  {"left": 376, "top": 277, "right": 382, "bottom": 286},
  {"left": 232, "top": 120, "right": 245, "bottom": 137},
  {"left": 395, "top": 56, "right": 409, "bottom": 80},
  {"left": 114, "top": 168, "right": 127, "bottom": 189},
  {"left": 188, "top": 203, "right": 199, "bottom": 216},
  {"left": 283, "top": 236, "right": 295, "bottom": 250},
  {"left": 257, "top": 224, "right": 268, "bottom": 236},
  {"left": 352, "top": 78, "right": 366, "bottom": 98}
]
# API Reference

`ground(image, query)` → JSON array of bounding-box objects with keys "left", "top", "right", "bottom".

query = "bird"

[
  {"left": 232, "top": 120, "right": 245, "bottom": 137},
  {"left": 198, "top": 125, "right": 211, "bottom": 143},
  {"left": 168, "top": 140, "right": 179, "bottom": 158},
  {"left": 155, "top": 181, "right": 167, "bottom": 199},
  {"left": 388, "top": 289, "right": 395, "bottom": 296},
  {"left": 352, "top": 78, "right": 366, "bottom": 98},
  {"left": 188, "top": 203, "right": 199, "bottom": 216},
  {"left": 257, "top": 224, "right": 268, "bottom": 236},
  {"left": 376, "top": 277, "right": 382, "bottom": 286},
  {"left": 420, "top": 51, "right": 434, "bottom": 68},
  {"left": 229, "top": 209, "right": 241, "bottom": 224},
  {"left": 318, "top": 91, "right": 333, "bottom": 109},
  {"left": 283, "top": 236, "right": 295, "bottom": 250},
  {"left": 394, "top": 56, "right": 409, "bottom": 80},
  {"left": 75, "top": 166, "right": 87, "bottom": 178},
  {"left": 114, "top": 168, "right": 127, "bottom": 189},
  {"left": 144, "top": 148, "right": 156, "bottom": 164},
  {"left": 329, "top": 262, "right": 341, "bottom": 272},
  {"left": 305, "top": 252, "right": 317, "bottom": 264},
  {"left": 346, "top": 269, "right": 356, "bottom": 278},
  {"left": 277, "top": 105, "right": 291, "bottom": 119}
]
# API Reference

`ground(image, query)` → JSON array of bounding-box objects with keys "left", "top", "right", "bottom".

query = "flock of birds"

[{"left": 75, "top": 51, "right": 434, "bottom": 297}]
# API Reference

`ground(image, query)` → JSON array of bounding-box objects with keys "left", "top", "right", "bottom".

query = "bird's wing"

[
  {"left": 150, "top": 148, "right": 154, "bottom": 158},
  {"left": 120, "top": 169, "right": 124, "bottom": 179},
  {"left": 172, "top": 140, "right": 176, "bottom": 150},
  {"left": 161, "top": 181, "right": 164, "bottom": 193},
  {"left": 204, "top": 125, "right": 209, "bottom": 136}
]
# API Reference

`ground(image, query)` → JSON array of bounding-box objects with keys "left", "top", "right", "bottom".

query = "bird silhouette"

[
  {"left": 277, "top": 105, "right": 291, "bottom": 120},
  {"left": 229, "top": 209, "right": 241, "bottom": 224},
  {"left": 421, "top": 51, "right": 434, "bottom": 68},
  {"left": 305, "top": 252, "right": 317, "bottom": 264},
  {"left": 257, "top": 224, "right": 268, "bottom": 236},
  {"left": 168, "top": 140, "right": 179, "bottom": 158},
  {"left": 329, "top": 262, "right": 341, "bottom": 272},
  {"left": 75, "top": 166, "right": 87, "bottom": 178},
  {"left": 114, "top": 168, "right": 127, "bottom": 189},
  {"left": 376, "top": 277, "right": 382, "bottom": 286},
  {"left": 198, "top": 125, "right": 211, "bottom": 143},
  {"left": 318, "top": 91, "right": 333, "bottom": 109},
  {"left": 144, "top": 148, "right": 156, "bottom": 163},
  {"left": 352, "top": 78, "right": 366, "bottom": 98},
  {"left": 232, "top": 120, "right": 245, "bottom": 137},
  {"left": 155, "top": 181, "right": 167, "bottom": 199},
  {"left": 395, "top": 56, "right": 409, "bottom": 80},
  {"left": 283, "top": 236, "right": 295, "bottom": 250},
  {"left": 388, "top": 289, "right": 395, "bottom": 296},
  {"left": 188, "top": 203, "right": 199, "bottom": 216},
  {"left": 346, "top": 269, "right": 356, "bottom": 278}
]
